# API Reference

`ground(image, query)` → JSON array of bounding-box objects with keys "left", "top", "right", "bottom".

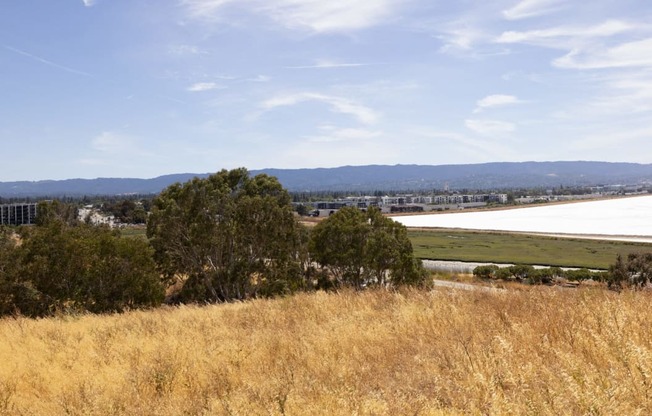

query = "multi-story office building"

[{"left": 0, "top": 203, "right": 37, "bottom": 226}]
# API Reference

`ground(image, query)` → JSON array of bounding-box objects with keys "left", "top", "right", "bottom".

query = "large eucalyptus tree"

[{"left": 147, "top": 168, "right": 306, "bottom": 302}]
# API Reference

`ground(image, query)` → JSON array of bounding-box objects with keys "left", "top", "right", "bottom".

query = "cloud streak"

[
  {"left": 285, "top": 60, "right": 381, "bottom": 69},
  {"left": 261, "top": 93, "right": 380, "bottom": 124},
  {"left": 168, "top": 44, "right": 209, "bottom": 55},
  {"left": 496, "top": 20, "right": 637, "bottom": 47},
  {"left": 307, "top": 127, "right": 382, "bottom": 143},
  {"left": 495, "top": 20, "right": 652, "bottom": 73},
  {"left": 180, "top": 0, "right": 404, "bottom": 33},
  {"left": 554, "top": 38, "right": 652, "bottom": 69},
  {"left": 502, "top": 0, "right": 566, "bottom": 20},
  {"left": 187, "top": 82, "right": 222, "bottom": 92},
  {"left": 474, "top": 94, "right": 523, "bottom": 112},
  {"left": 465, "top": 119, "right": 516, "bottom": 135},
  {"left": 91, "top": 132, "right": 136, "bottom": 154},
  {"left": 4, "top": 46, "right": 92, "bottom": 77}
]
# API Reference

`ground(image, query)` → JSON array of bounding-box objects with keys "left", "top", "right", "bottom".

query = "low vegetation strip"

[
  {"left": 409, "top": 229, "right": 652, "bottom": 269},
  {"left": 2, "top": 288, "right": 652, "bottom": 415}
]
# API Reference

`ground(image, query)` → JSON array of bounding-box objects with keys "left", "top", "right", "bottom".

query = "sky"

[{"left": 2, "top": 0, "right": 652, "bottom": 181}]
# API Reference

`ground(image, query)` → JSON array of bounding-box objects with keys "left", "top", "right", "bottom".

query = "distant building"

[
  {"left": 0, "top": 203, "right": 37, "bottom": 226},
  {"left": 389, "top": 205, "right": 424, "bottom": 213},
  {"left": 316, "top": 202, "right": 350, "bottom": 210}
]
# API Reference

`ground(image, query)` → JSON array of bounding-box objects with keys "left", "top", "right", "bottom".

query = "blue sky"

[{"left": 2, "top": 0, "right": 652, "bottom": 181}]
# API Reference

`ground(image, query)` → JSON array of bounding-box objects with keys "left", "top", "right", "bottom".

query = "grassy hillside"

[
  {"left": 2, "top": 288, "right": 652, "bottom": 414},
  {"left": 409, "top": 229, "right": 652, "bottom": 269}
]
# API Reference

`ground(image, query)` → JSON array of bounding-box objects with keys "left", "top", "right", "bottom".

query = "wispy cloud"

[
  {"left": 409, "top": 127, "right": 519, "bottom": 161},
  {"left": 307, "top": 127, "right": 382, "bottom": 143},
  {"left": 187, "top": 82, "right": 222, "bottom": 92},
  {"left": 465, "top": 119, "right": 516, "bottom": 135},
  {"left": 496, "top": 20, "right": 638, "bottom": 47},
  {"left": 180, "top": 0, "right": 405, "bottom": 33},
  {"left": 246, "top": 75, "right": 271, "bottom": 82},
  {"left": 569, "top": 71, "right": 652, "bottom": 116},
  {"left": 82, "top": 0, "right": 97, "bottom": 7},
  {"left": 4, "top": 45, "right": 92, "bottom": 77},
  {"left": 264, "top": 0, "right": 401, "bottom": 33},
  {"left": 495, "top": 19, "right": 652, "bottom": 74},
  {"left": 436, "top": 24, "right": 487, "bottom": 53},
  {"left": 502, "top": 0, "right": 566, "bottom": 20},
  {"left": 81, "top": 132, "right": 161, "bottom": 175},
  {"left": 179, "top": 0, "right": 233, "bottom": 17},
  {"left": 277, "top": 139, "right": 395, "bottom": 168},
  {"left": 602, "top": 74, "right": 652, "bottom": 113},
  {"left": 168, "top": 44, "right": 208, "bottom": 55},
  {"left": 570, "top": 126, "right": 652, "bottom": 154},
  {"left": 285, "top": 60, "right": 381, "bottom": 69},
  {"left": 91, "top": 132, "right": 136, "bottom": 154},
  {"left": 474, "top": 94, "right": 523, "bottom": 113},
  {"left": 434, "top": 17, "right": 511, "bottom": 58},
  {"left": 554, "top": 37, "right": 652, "bottom": 69},
  {"left": 261, "top": 93, "right": 380, "bottom": 124}
]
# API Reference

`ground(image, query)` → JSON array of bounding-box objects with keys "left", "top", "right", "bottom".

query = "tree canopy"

[
  {"left": 146, "top": 168, "right": 307, "bottom": 303},
  {"left": 0, "top": 215, "right": 163, "bottom": 317},
  {"left": 309, "top": 206, "right": 427, "bottom": 289}
]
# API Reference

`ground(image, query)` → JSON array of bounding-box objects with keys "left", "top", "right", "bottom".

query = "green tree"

[
  {"left": 146, "top": 168, "right": 306, "bottom": 303},
  {"left": 36, "top": 200, "right": 79, "bottom": 226},
  {"left": 309, "top": 206, "right": 427, "bottom": 289},
  {"left": 608, "top": 254, "right": 631, "bottom": 290},
  {"left": 295, "top": 203, "right": 311, "bottom": 216},
  {"left": 14, "top": 221, "right": 163, "bottom": 316},
  {"left": 625, "top": 253, "right": 652, "bottom": 287},
  {"left": 608, "top": 252, "right": 652, "bottom": 290},
  {"left": 113, "top": 200, "right": 147, "bottom": 224},
  {"left": 0, "top": 227, "right": 23, "bottom": 315}
]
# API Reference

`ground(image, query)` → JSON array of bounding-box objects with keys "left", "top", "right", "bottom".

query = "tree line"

[
  {"left": 0, "top": 201, "right": 163, "bottom": 317},
  {"left": 472, "top": 264, "right": 607, "bottom": 285},
  {"left": 473, "top": 257, "right": 652, "bottom": 290},
  {"left": 2, "top": 168, "right": 650, "bottom": 318},
  {"left": 0, "top": 169, "right": 428, "bottom": 317}
]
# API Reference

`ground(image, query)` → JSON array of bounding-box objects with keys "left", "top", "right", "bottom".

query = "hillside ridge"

[{"left": 1, "top": 161, "right": 651, "bottom": 197}]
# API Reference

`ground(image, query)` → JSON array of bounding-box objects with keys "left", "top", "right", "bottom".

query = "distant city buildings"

[
  {"left": 307, "top": 193, "right": 509, "bottom": 216},
  {"left": 0, "top": 203, "right": 37, "bottom": 226}
]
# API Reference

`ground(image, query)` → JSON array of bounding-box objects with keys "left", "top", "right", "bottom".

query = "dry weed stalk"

[{"left": 1, "top": 287, "right": 651, "bottom": 414}]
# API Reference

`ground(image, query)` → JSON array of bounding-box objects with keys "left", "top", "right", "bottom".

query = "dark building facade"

[{"left": 0, "top": 203, "right": 37, "bottom": 225}]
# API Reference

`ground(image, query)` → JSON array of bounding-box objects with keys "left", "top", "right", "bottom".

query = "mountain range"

[{"left": 2, "top": 161, "right": 652, "bottom": 197}]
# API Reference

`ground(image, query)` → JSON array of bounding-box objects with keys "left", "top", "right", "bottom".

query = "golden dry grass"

[{"left": 2, "top": 287, "right": 652, "bottom": 415}]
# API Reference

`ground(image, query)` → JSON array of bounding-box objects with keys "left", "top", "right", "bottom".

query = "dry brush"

[{"left": 1, "top": 287, "right": 652, "bottom": 414}]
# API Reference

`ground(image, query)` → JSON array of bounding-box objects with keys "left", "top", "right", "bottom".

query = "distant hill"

[
  {"left": 0, "top": 174, "right": 205, "bottom": 198},
  {"left": 1, "top": 161, "right": 652, "bottom": 197}
]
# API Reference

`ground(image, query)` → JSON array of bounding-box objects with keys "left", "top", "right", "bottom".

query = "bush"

[
  {"left": 1, "top": 219, "right": 164, "bottom": 317},
  {"left": 473, "top": 265, "right": 500, "bottom": 279}
]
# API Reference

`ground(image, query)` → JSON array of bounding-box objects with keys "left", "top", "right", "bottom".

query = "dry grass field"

[{"left": 2, "top": 287, "right": 652, "bottom": 415}]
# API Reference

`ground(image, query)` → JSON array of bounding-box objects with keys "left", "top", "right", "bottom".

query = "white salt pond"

[{"left": 393, "top": 195, "right": 652, "bottom": 243}]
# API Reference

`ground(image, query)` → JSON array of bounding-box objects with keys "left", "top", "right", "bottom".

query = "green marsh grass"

[{"left": 409, "top": 229, "right": 652, "bottom": 269}]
